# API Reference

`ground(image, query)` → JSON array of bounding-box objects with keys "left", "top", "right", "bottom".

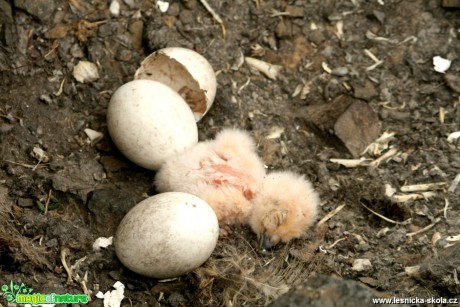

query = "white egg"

[
  {"left": 114, "top": 192, "right": 219, "bottom": 279},
  {"left": 107, "top": 79, "right": 198, "bottom": 170},
  {"left": 134, "top": 47, "right": 217, "bottom": 122}
]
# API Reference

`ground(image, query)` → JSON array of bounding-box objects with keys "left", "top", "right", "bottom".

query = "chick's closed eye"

[{"left": 249, "top": 171, "right": 320, "bottom": 249}]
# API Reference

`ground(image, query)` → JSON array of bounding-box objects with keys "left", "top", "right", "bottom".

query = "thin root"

[
  {"left": 199, "top": 0, "right": 226, "bottom": 38},
  {"left": 326, "top": 237, "right": 347, "bottom": 249},
  {"left": 317, "top": 203, "right": 346, "bottom": 227},
  {"left": 75, "top": 271, "right": 92, "bottom": 302},
  {"left": 444, "top": 198, "right": 449, "bottom": 220},
  {"left": 369, "top": 147, "right": 399, "bottom": 168},
  {"left": 3, "top": 159, "right": 47, "bottom": 169},
  {"left": 60, "top": 247, "right": 73, "bottom": 284},
  {"left": 54, "top": 76, "right": 66, "bottom": 97},
  {"left": 44, "top": 189, "right": 52, "bottom": 215},
  {"left": 406, "top": 218, "right": 441, "bottom": 237}
]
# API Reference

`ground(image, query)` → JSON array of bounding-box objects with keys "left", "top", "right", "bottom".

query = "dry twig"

[
  {"left": 317, "top": 203, "right": 346, "bottom": 227},
  {"left": 369, "top": 147, "right": 399, "bottom": 167},
  {"left": 364, "top": 49, "right": 383, "bottom": 71},
  {"left": 54, "top": 76, "right": 66, "bottom": 97},
  {"left": 448, "top": 173, "right": 460, "bottom": 192},
  {"left": 44, "top": 189, "right": 52, "bottom": 215},
  {"left": 199, "top": 0, "right": 226, "bottom": 38},
  {"left": 60, "top": 247, "right": 73, "bottom": 284},
  {"left": 3, "top": 159, "right": 47, "bottom": 169},
  {"left": 75, "top": 271, "right": 92, "bottom": 302},
  {"left": 326, "top": 237, "right": 347, "bottom": 249},
  {"left": 400, "top": 182, "right": 447, "bottom": 193},
  {"left": 444, "top": 198, "right": 449, "bottom": 220},
  {"left": 406, "top": 218, "right": 441, "bottom": 237}
]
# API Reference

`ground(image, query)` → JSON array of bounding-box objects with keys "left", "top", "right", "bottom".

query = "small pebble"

[
  {"left": 179, "top": 10, "right": 194, "bottom": 24},
  {"left": 108, "top": 270, "right": 122, "bottom": 281},
  {"left": 353, "top": 80, "right": 377, "bottom": 101},
  {"left": 351, "top": 259, "right": 372, "bottom": 271},
  {"left": 109, "top": 0, "right": 120, "bottom": 16},
  {"left": 183, "top": 0, "right": 197, "bottom": 9},
  {"left": 444, "top": 73, "right": 460, "bottom": 93},
  {"left": 40, "top": 94, "right": 53, "bottom": 104},
  {"left": 331, "top": 67, "right": 349, "bottom": 76},
  {"left": 17, "top": 198, "right": 34, "bottom": 207},
  {"left": 308, "top": 29, "right": 325, "bottom": 45}
]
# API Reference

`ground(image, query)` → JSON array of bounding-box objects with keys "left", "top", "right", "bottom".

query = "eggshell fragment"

[
  {"left": 433, "top": 56, "right": 451, "bottom": 73},
  {"left": 73, "top": 60, "right": 99, "bottom": 83},
  {"left": 114, "top": 192, "right": 219, "bottom": 279},
  {"left": 134, "top": 47, "right": 217, "bottom": 122},
  {"left": 84, "top": 128, "right": 103, "bottom": 146},
  {"left": 107, "top": 79, "right": 198, "bottom": 170}
]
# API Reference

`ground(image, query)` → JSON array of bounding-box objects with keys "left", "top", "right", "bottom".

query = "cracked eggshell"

[
  {"left": 107, "top": 79, "right": 198, "bottom": 170},
  {"left": 114, "top": 192, "right": 219, "bottom": 279},
  {"left": 134, "top": 47, "right": 217, "bottom": 122}
]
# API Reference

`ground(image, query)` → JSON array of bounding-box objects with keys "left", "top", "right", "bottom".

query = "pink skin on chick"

[
  {"left": 249, "top": 171, "right": 320, "bottom": 249},
  {"left": 154, "top": 128, "right": 266, "bottom": 224}
]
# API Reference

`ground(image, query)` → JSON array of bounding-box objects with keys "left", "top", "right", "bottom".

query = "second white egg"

[{"left": 107, "top": 79, "right": 198, "bottom": 170}]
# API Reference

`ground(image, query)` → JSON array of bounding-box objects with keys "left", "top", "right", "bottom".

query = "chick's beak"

[{"left": 259, "top": 234, "right": 275, "bottom": 250}]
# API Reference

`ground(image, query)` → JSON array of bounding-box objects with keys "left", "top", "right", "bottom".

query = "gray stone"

[
  {"left": 179, "top": 9, "right": 194, "bottom": 25},
  {"left": 387, "top": 228, "right": 407, "bottom": 248},
  {"left": 308, "top": 29, "right": 325, "bottom": 45},
  {"left": 269, "top": 274, "right": 404, "bottom": 307},
  {"left": 17, "top": 198, "right": 34, "bottom": 207},
  {"left": 0, "top": 0, "right": 12, "bottom": 24},
  {"left": 13, "top": 0, "right": 56, "bottom": 22},
  {"left": 0, "top": 0, "right": 16, "bottom": 45},
  {"left": 182, "top": 0, "right": 197, "bottom": 9},
  {"left": 334, "top": 100, "right": 381, "bottom": 158},
  {"left": 353, "top": 80, "right": 377, "bottom": 101}
]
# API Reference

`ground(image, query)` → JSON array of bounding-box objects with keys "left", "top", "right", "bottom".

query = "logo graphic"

[
  {"left": 1, "top": 281, "right": 88, "bottom": 305},
  {"left": 1, "top": 281, "right": 34, "bottom": 302}
]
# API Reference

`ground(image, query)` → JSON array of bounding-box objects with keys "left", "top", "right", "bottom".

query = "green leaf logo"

[{"left": 1, "top": 281, "right": 34, "bottom": 303}]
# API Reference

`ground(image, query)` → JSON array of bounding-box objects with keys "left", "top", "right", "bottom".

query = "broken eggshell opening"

[{"left": 134, "top": 47, "right": 217, "bottom": 122}]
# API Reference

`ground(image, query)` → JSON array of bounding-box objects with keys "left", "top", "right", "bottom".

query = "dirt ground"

[{"left": 1, "top": 0, "right": 460, "bottom": 306}]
